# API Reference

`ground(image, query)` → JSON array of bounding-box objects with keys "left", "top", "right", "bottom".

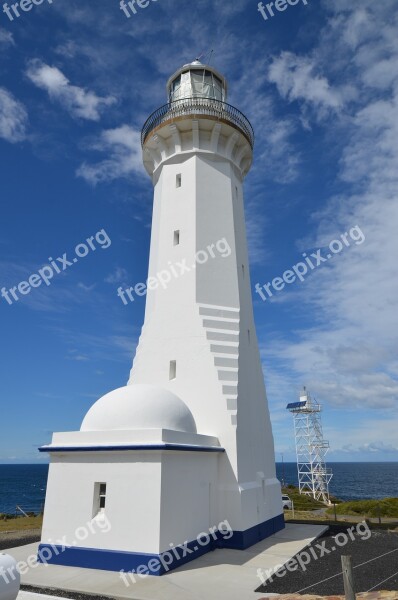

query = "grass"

[
  {"left": 282, "top": 486, "right": 398, "bottom": 520},
  {"left": 326, "top": 498, "right": 398, "bottom": 518},
  {"left": 282, "top": 485, "right": 332, "bottom": 510},
  {"left": 284, "top": 510, "right": 330, "bottom": 522},
  {"left": 0, "top": 515, "right": 43, "bottom": 532}
]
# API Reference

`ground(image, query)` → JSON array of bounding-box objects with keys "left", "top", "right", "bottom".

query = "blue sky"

[{"left": 0, "top": 0, "right": 397, "bottom": 464}]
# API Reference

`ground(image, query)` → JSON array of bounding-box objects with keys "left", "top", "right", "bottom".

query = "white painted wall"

[
  {"left": 41, "top": 447, "right": 219, "bottom": 555},
  {"left": 42, "top": 453, "right": 162, "bottom": 553},
  {"left": 129, "top": 117, "right": 283, "bottom": 532}
]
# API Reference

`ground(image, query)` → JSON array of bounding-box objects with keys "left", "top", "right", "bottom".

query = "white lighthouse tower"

[{"left": 38, "top": 61, "right": 284, "bottom": 575}]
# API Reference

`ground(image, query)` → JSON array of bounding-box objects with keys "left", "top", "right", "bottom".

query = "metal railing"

[{"left": 141, "top": 97, "right": 255, "bottom": 148}]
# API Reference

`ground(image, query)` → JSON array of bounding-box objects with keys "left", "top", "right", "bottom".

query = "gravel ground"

[
  {"left": 256, "top": 524, "right": 398, "bottom": 596},
  {"left": 20, "top": 585, "right": 116, "bottom": 600},
  {"left": 0, "top": 529, "right": 41, "bottom": 552}
]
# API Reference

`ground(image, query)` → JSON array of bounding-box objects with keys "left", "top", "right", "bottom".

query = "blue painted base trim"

[
  {"left": 38, "top": 514, "right": 285, "bottom": 576},
  {"left": 221, "top": 513, "right": 285, "bottom": 550}
]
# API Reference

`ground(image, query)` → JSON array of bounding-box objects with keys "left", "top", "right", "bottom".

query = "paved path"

[{"left": 4, "top": 524, "right": 327, "bottom": 600}]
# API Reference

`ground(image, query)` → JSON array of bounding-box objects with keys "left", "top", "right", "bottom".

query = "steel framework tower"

[{"left": 286, "top": 388, "right": 333, "bottom": 505}]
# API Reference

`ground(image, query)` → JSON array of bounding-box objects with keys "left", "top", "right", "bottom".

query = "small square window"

[
  {"left": 173, "top": 230, "right": 180, "bottom": 246},
  {"left": 169, "top": 360, "right": 177, "bottom": 380},
  {"left": 176, "top": 174, "right": 182, "bottom": 188}
]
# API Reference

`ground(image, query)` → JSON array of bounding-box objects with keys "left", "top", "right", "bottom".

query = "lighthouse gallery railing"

[{"left": 141, "top": 97, "right": 254, "bottom": 148}]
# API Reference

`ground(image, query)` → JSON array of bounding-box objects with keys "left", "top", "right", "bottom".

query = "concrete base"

[
  {"left": 6, "top": 524, "right": 327, "bottom": 600},
  {"left": 37, "top": 514, "right": 284, "bottom": 574}
]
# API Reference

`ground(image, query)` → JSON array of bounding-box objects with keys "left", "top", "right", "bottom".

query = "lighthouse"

[{"left": 38, "top": 61, "right": 284, "bottom": 575}]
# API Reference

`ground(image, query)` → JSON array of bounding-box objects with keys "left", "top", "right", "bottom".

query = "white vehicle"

[{"left": 282, "top": 494, "right": 292, "bottom": 510}]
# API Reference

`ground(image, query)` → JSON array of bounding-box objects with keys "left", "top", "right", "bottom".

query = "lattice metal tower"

[{"left": 286, "top": 387, "right": 333, "bottom": 505}]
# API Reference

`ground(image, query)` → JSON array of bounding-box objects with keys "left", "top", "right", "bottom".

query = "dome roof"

[{"left": 81, "top": 384, "right": 197, "bottom": 434}]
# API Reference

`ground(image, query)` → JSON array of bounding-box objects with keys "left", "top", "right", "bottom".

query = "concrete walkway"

[{"left": 6, "top": 524, "right": 328, "bottom": 600}]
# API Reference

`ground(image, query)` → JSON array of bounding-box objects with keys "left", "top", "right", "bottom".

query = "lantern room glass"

[{"left": 169, "top": 69, "right": 225, "bottom": 103}]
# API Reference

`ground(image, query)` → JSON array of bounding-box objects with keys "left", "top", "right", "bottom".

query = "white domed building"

[
  {"left": 39, "top": 60, "right": 284, "bottom": 575},
  {"left": 81, "top": 385, "right": 198, "bottom": 434}
]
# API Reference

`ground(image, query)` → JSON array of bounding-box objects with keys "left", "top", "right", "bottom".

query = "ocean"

[
  {"left": 276, "top": 462, "right": 398, "bottom": 501},
  {"left": 0, "top": 462, "right": 397, "bottom": 514}
]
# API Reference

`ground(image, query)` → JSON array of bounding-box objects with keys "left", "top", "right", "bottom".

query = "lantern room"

[{"left": 166, "top": 60, "right": 228, "bottom": 103}]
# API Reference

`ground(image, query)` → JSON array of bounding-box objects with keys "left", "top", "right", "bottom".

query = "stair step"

[
  {"left": 210, "top": 344, "right": 239, "bottom": 355},
  {"left": 199, "top": 306, "right": 240, "bottom": 320},
  {"left": 218, "top": 370, "right": 238, "bottom": 382},
  {"left": 198, "top": 303, "right": 239, "bottom": 313},
  {"left": 206, "top": 332, "right": 239, "bottom": 343},
  {"left": 215, "top": 357, "right": 238, "bottom": 368},
  {"left": 227, "top": 398, "right": 238, "bottom": 410},
  {"left": 222, "top": 385, "right": 238, "bottom": 395},
  {"left": 203, "top": 319, "right": 239, "bottom": 331}
]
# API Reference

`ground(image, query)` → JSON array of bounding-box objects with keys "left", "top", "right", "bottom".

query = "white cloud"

[
  {"left": 105, "top": 267, "right": 128, "bottom": 284},
  {"left": 26, "top": 59, "right": 116, "bottom": 121},
  {"left": 68, "top": 354, "right": 89, "bottom": 362},
  {"left": 0, "top": 28, "right": 15, "bottom": 47},
  {"left": 77, "top": 282, "right": 96, "bottom": 292},
  {"left": 0, "top": 88, "right": 28, "bottom": 143},
  {"left": 77, "top": 125, "right": 143, "bottom": 185},
  {"left": 268, "top": 52, "right": 353, "bottom": 120},
  {"left": 263, "top": 3, "right": 398, "bottom": 414}
]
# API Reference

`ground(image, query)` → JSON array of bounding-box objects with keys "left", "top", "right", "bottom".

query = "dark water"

[
  {"left": 0, "top": 462, "right": 397, "bottom": 513},
  {"left": 276, "top": 462, "right": 398, "bottom": 501},
  {"left": 0, "top": 464, "right": 48, "bottom": 514}
]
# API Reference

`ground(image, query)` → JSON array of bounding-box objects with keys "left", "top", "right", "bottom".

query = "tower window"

[
  {"left": 174, "top": 230, "right": 180, "bottom": 246},
  {"left": 176, "top": 174, "right": 182, "bottom": 188},
  {"left": 93, "top": 482, "right": 107, "bottom": 517},
  {"left": 169, "top": 360, "right": 177, "bottom": 380},
  {"left": 242, "top": 264, "right": 245, "bottom": 278},
  {"left": 99, "top": 483, "right": 107, "bottom": 508}
]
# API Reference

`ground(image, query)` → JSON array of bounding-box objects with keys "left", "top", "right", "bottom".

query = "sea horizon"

[{"left": 1, "top": 462, "right": 397, "bottom": 514}]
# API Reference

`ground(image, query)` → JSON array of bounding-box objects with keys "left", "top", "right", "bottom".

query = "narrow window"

[
  {"left": 176, "top": 174, "right": 182, "bottom": 188},
  {"left": 235, "top": 186, "right": 238, "bottom": 197},
  {"left": 169, "top": 360, "right": 177, "bottom": 380},
  {"left": 173, "top": 230, "right": 180, "bottom": 246},
  {"left": 242, "top": 264, "right": 245, "bottom": 278},
  {"left": 248, "top": 329, "right": 251, "bottom": 344},
  {"left": 93, "top": 482, "right": 107, "bottom": 517},
  {"left": 99, "top": 483, "right": 107, "bottom": 509}
]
